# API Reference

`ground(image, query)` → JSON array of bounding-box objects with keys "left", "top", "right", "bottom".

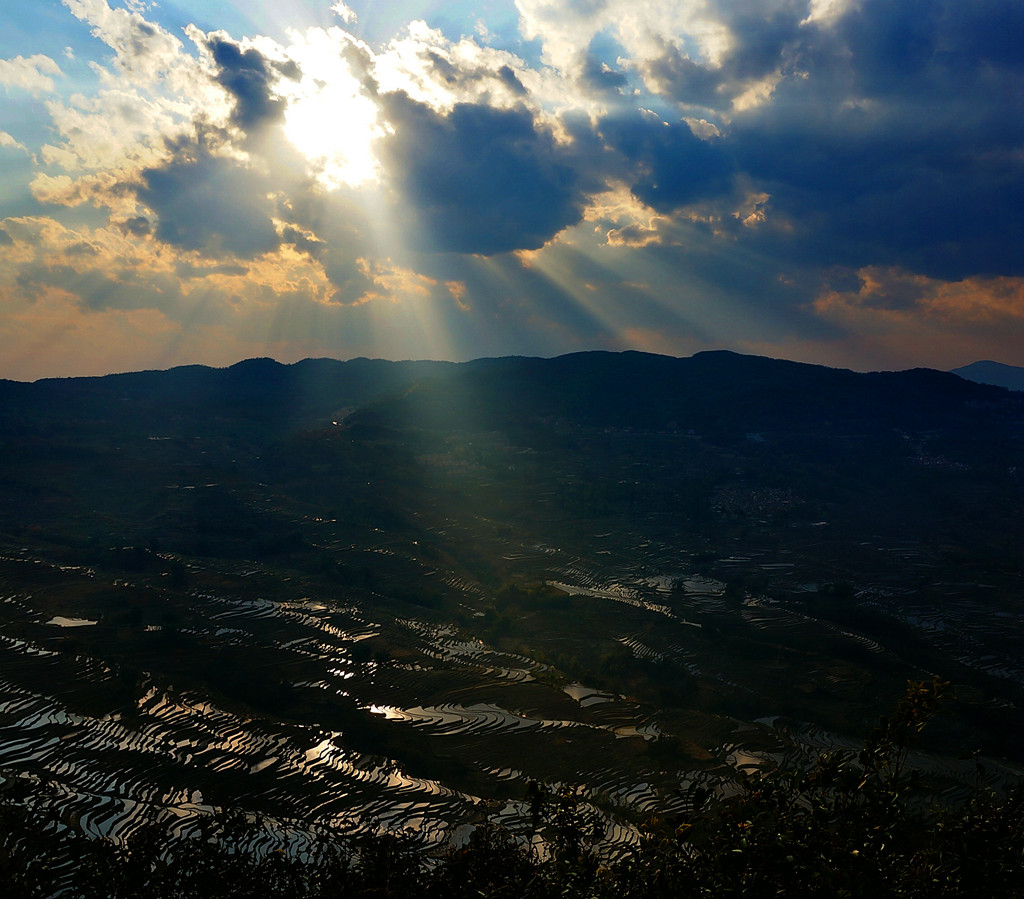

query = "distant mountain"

[
  {"left": 0, "top": 356, "right": 456, "bottom": 439},
  {"left": 2, "top": 350, "right": 1019, "bottom": 444},
  {"left": 348, "top": 349, "right": 1017, "bottom": 444},
  {"left": 951, "top": 360, "right": 1024, "bottom": 391}
]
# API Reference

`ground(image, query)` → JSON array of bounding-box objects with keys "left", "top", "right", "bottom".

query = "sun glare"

[{"left": 281, "top": 30, "right": 385, "bottom": 189}]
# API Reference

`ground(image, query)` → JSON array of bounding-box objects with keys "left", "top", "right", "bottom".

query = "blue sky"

[{"left": 0, "top": 0, "right": 1021, "bottom": 379}]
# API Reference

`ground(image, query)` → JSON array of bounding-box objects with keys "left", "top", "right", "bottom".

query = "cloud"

[
  {"left": 515, "top": 0, "right": 733, "bottom": 94},
  {"left": 0, "top": 55, "right": 63, "bottom": 95},
  {"left": 63, "top": 0, "right": 186, "bottom": 85},
  {"left": 204, "top": 33, "right": 295, "bottom": 134},
  {"left": 30, "top": 171, "right": 139, "bottom": 216},
  {"left": 0, "top": 132, "right": 29, "bottom": 154},
  {"left": 0, "top": 215, "right": 179, "bottom": 316},
  {"left": 0, "top": 213, "right": 334, "bottom": 320},
  {"left": 137, "top": 135, "right": 280, "bottom": 258},
  {"left": 641, "top": 40, "right": 727, "bottom": 108},
  {"left": 117, "top": 215, "right": 150, "bottom": 237},
  {"left": 2, "top": 0, "right": 1023, "bottom": 376},
  {"left": 809, "top": 266, "right": 1024, "bottom": 368},
  {"left": 380, "top": 93, "right": 593, "bottom": 254},
  {"left": 272, "top": 182, "right": 377, "bottom": 303},
  {"left": 280, "top": 224, "right": 324, "bottom": 259},
  {"left": 721, "top": 0, "right": 1024, "bottom": 280},
  {"left": 815, "top": 266, "right": 1024, "bottom": 323},
  {"left": 553, "top": 0, "right": 1024, "bottom": 285},
  {"left": 29, "top": 6, "right": 217, "bottom": 182},
  {"left": 373, "top": 21, "right": 538, "bottom": 113},
  {"left": 580, "top": 50, "right": 630, "bottom": 93},
  {"left": 599, "top": 112, "right": 733, "bottom": 212},
  {"left": 534, "top": 0, "right": 1024, "bottom": 296},
  {"left": 0, "top": 210, "right": 484, "bottom": 379},
  {"left": 39, "top": 86, "right": 192, "bottom": 174},
  {"left": 331, "top": 2, "right": 357, "bottom": 25},
  {"left": 496, "top": 65, "right": 528, "bottom": 96}
]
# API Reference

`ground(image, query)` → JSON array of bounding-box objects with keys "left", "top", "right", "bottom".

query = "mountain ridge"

[
  {"left": 2, "top": 350, "right": 1017, "bottom": 446},
  {"left": 952, "top": 359, "right": 1024, "bottom": 391}
]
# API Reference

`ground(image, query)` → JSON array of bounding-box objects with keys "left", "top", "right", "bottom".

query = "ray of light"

[
  {"left": 496, "top": 233, "right": 725, "bottom": 356},
  {"left": 459, "top": 251, "right": 615, "bottom": 356}
]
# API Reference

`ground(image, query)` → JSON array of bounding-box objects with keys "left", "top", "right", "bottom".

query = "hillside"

[{"left": 0, "top": 350, "right": 1021, "bottom": 880}]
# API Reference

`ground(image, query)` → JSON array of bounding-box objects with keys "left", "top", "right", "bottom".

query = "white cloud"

[
  {"left": 801, "top": 0, "right": 862, "bottom": 28},
  {"left": 62, "top": 0, "right": 198, "bottom": 93},
  {"left": 331, "top": 2, "right": 357, "bottom": 24},
  {"left": 514, "top": 0, "right": 732, "bottom": 77},
  {"left": 33, "top": 5, "right": 225, "bottom": 184},
  {"left": 730, "top": 70, "right": 782, "bottom": 112},
  {"left": 375, "top": 22, "right": 537, "bottom": 112},
  {"left": 0, "top": 132, "right": 29, "bottom": 154},
  {"left": 0, "top": 55, "right": 64, "bottom": 95},
  {"left": 42, "top": 86, "right": 196, "bottom": 173}
]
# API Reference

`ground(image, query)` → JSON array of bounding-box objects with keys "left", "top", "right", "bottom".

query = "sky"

[{"left": 0, "top": 0, "right": 1022, "bottom": 380}]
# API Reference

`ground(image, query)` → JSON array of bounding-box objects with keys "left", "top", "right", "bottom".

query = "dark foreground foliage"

[{"left": 2, "top": 682, "right": 1022, "bottom": 897}]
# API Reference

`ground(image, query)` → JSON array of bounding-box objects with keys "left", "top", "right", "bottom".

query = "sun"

[{"left": 280, "top": 29, "right": 386, "bottom": 189}]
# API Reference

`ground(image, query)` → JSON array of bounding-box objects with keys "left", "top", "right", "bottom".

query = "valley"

[{"left": 1, "top": 351, "right": 1022, "bottom": 862}]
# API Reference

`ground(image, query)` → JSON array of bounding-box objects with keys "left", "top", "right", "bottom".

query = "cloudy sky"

[{"left": 1, "top": 0, "right": 1021, "bottom": 380}]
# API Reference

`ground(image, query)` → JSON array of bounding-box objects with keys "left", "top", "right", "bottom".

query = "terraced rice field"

[{"left": 0, "top": 530, "right": 1021, "bottom": 856}]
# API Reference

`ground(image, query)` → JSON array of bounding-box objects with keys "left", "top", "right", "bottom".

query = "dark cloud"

[
  {"left": 279, "top": 188, "right": 375, "bottom": 303},
  {"left": 320, "top": 253, "right": 370, "bottom": 303},
  {"left": 581, "top": 51, "right": 629, "bottom": 92},
  {"left": 640, "top": 1, "right": 806, "bottom": 110},
  {"left": 643, "top": 41, "right": 726, "bottom": 108},
  {"left": 205, "top": 35, "right": 294, "bottom": 133},
  {"left": 19, "top": 260, "right": 171, "bottom": 313},
  {"left": 0, "top": 228, "right": 12, "bottom": 246},
  {"left": 496, "top": 65, "right": 528, "bottom": 96},
  {"left": 66, "top": 241, "right": 100, "bottom": 257},
  {"left": 642, "top": 0, "right": 1022, "bottom": 118},
  {"left": 723, "top": 0, "right": 1024, "bottom": 280},
  {"left": 425, "top": 50, "right": 460, "bottom": 86},
  {"left": 834, "top": 0, "right": 1024, "bottom": 110},
  {"left": 608, "top": 0, "right": 1024, "bottom": 282},
  {"left": 715, "top": 0, "right": 806, "bottom": 82},
  {"left": 138, "top": 136, "right": 279, "bottom": 259},
  {"left": 599, "top": 113, "right": 733, "bottom": 212},
  {"left": 117, "top": 216, "right": 151, "bottom": 238},
  {"left": 411, "top": 51, "right": 531, "bottom": 101},
  {"left": 380, "top": 94, "right": 593, "bottom": 254},
  {"left": 943, "top": 0, "right": 1024, "bottom": 70},
  {"left": 281, "top": 225, "right": 326, "bottom": 259},
  {"left": 850, "top": 272, "right": 930, "bottom": 312}
]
